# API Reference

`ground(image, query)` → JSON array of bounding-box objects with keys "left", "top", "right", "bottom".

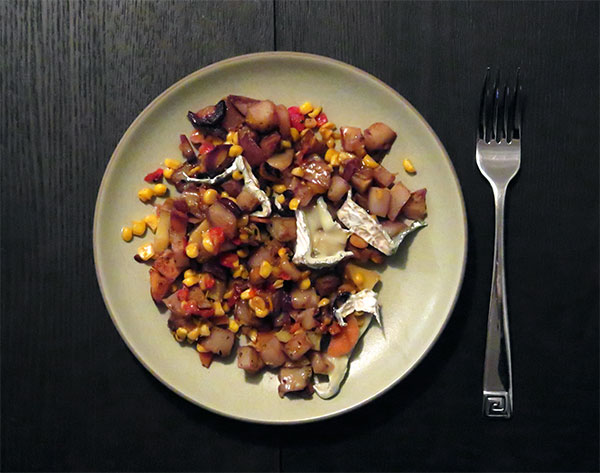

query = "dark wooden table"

[{"left": 2, "top": 1, "right": 598, "bottom": 471}]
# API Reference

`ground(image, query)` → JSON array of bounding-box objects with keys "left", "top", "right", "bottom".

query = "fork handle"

[{"left": 482, "top": 187, "right": 513, "bottom": 419}]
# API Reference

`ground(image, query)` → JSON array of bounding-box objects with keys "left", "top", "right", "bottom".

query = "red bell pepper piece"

[
  {"left": 316, "top": 112, "right": 328, "bottom": 127},
  {"left": 219, "top": 253, "right": 239, "bottom": 269},
  {"left": 198, "top": 141, "right": 215, "bottom": 155},
  {"left": 144, "top": 168, "right": 164, "bottom": 183},
  {"left": 288, "top": 106, "right": 305, "bottom": 131}
]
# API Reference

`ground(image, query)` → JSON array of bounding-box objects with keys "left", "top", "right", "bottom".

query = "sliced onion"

[
  {"left": 291, "top": 288, "right": 319, "bottom": 309},
  {"left": 388, "top": 181, "right": 411, "bottom": 220},
  {"left": 327, "top": 175, "right": 351, "bottom": 202},
  {"left": 267, "top": 149, "right": 294, "bottom": 171}
]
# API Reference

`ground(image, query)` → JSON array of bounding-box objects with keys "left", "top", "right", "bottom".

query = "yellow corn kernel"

[
  {"left": 259, "top": 260, "right": 273, "bottom": 279},
  {"left": 138, "top": 188, "right": 154, "bottom": 202},
  {"left": 222, "top": 302, "right": 230, "bottom": 312},
  {"left": 211, "top": 137, "right": 224, "bottom": 146},
  {"left": 188, "top": 166, "right": 202, "bottom": 176},
  {"left": 299, "top": 101, "right": 313, "bottom": 115},
  {"left": 184, "top": 269, "right": 196, "bottom": 279},
  {"left": 223, "top": 290, "right": 234, "bottom": 300},
  {"left": 185, "top": 242, "right": 199, "bottom": 259},
  {"left": 183, "top": 276, "right": 199, "bottom": 287},
  {"left": 199, "top": 323, "right": 211, "bottom": 337},
  {"left": 308, "top": 106, "right": 322, "bottom": 118},
  {"left": 240, "top": 288, "right": 253, "bottom": 300},
  {"left": 229, "top": 144, "right": 243, "bottom": 158},
  {"left": 213, "top": 301, "right": 225, "bottom": 316},
  {"left": 220, "top": 192, "right": 229, "bottom": 198},
  {"left": 202, "top": 234, "right": 215, "bottom": 253},
  {"left": 330, "top": 154, "right": 341, "bottom": 167},
  {"left": 332, "top": 130, "right": 342, "bottom": 140},
  {"left": 196, "top": 343, "right": 209, "bottom": 353},
  {"left": 351, "top": 272, "right": 365, "bottom": 287},
  {"left": 239, "top": 233, "right": 249, "bottom": 241},
  {"left": 300, "top": 128, "right": 310, "bottom": 137},
  {"left": 319, "top": 128, "right": 333, "bottom": 140},
  {"left": 202, "top": 188, "right": 217, "bottom": 205},
  {"left": 290, "top": 127, "right": 300, "bottom": 141},
  {"left": 132, "top": 220, "right": 146, "bottom": 236},
  {"left": 143, "top": 214, "right": 158, "bottom": 232},
  {"left": 327, "top": 137, "right": 336, "bottom": 148},
  {"left": 272, "top": 184, "right": 287, "bottom": 194},
  {"left": 175, "top": 327, "right": 188, "bottom": 342},
  {"left": 232, "top": 170, "right": 244, "bottom": 181},
  {"left": 255, "top": 308, "right": 270, "bottom": 318},
  {"left": 226, "top": 131, "right": 239, "bottom": 145},
  {"left": 236, "top": 248, "right": 249, "bottom": 258},
  {"left": 362, "top": 155, "right": 379, "bottom": 168},
  {"left": 324, "top": 149, "right": 339, "bottom": 163},
  {"left": 153, "top": 183, "right": 168, "bottom": 196},
  {"left": 164, "top": 158, "right": 181, "bottom": 169},
  {"left": 163, "top": 167, "right": 174, "bottom": 179},
  {"left": 278, "top": 247, "right": 289, "bottom": 259},
  {"left": 299, "top": 278, "right": 311, "bottom": 290},
  {"left": 403, "top": 159, "right": 416, "bottom": 173},
  {"left": 288, "top": 198, "right": 300, "bottom": 211},
  {"left": 276, "top": 194, "right": 285, "bottom": 204},
  {"left": 232, "top": 265, "right": 243, "bottom": 278},
  {"left": 280, "top": 139, "right": 292, "bottom": 149},
  {"left": 291, "top": 167, "right": 304, "bottom": 177},
  {"left": 322, "top": 121, "right": 336, "bottom": 130},
  {"left": 248, "top": 328, "right": 258, "bottom": 343},
  {"left": 187, "top": 327, "right": 202, "bottom": 342},
  {"left": 304, "top": 117, "right": 317, "bottom": 129},
  {"left": 228, "top": 319, "right": 240, "bottom": 333},
  {"left": 121, "top": 226, "right": 133, "bottom": 242},
  {"left": 318, "top": 297, "right": 330, "bottom": 308},
  {"left": 272, "top": 279, "right": 284, "bottom": 289},
  {"left": 249, "top": 296, "right": 266, "bottom": 312},
  {"left": 137, "top": 242, "right": 155, "bottom": 261}
]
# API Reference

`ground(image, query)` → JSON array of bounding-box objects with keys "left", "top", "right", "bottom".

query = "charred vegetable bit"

[{"left": 124, "top": 94, "right": 428, "bottom": 399}]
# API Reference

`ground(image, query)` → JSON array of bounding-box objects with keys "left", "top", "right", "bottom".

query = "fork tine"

[
  {"left": 513, "top": 68, "right": 522, "bottom": 140},
  {"left": 491, "top": 70, "right": 501, "bottom": 142},
  {"left": 478, "top": 68, "right": 490, "bottom": 140},
  {"left": 499, "top": 83, "right": 508, "bottom": 141}
]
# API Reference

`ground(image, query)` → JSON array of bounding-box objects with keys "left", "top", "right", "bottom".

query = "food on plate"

[{"left": 121, "top": 96, "right": 427, "bottom": 398}]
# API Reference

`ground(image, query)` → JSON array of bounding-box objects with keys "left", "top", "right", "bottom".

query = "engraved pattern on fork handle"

[{"left": 482, "top": 186, "right": 513, "bottom": 419}]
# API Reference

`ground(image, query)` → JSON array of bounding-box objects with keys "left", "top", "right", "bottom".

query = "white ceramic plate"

[{"left": 93, "top": 52, "right": 467, "bottom": 424}]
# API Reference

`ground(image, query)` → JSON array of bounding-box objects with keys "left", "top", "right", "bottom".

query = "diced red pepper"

[
  {"left": 202, "top": 274, "right": 215, "bottom": 290},
  {"left": 232, "top": 238, "right": 242, "bottom": 246},
  {"left": 288, "top": 106, "right": 305, "bottom": 131},
  {"left": 144, "top": 168, "right": 164, "bottom": 183},
  {"left": 198, "top": 141, "right": 215, "bottom": 155},
  {"left": 289, "top": 321, "right": 302, "bottom": 334},
  {"left": 197, "top": 308, "right": 215, "bottom": 318},
  {"left": 207, "top": 227, "right": 226, "bottom": 252},
  {"left": 176, "top": 287, "right": 189, "bottom": 301},
  {"left": 182, "top": 300, "right": 215, "bottom": 318},
  {"left": 190, "top": 130, "right": 205, "bottom": 146},
  {"left": 279, "top": 271, "right": 292, "bottom": 281},
  {"left": 316, "top": 112, "right": 328, "bottom": 127},
  {"left": 219, "top": 253, "right": 239, "bottom": 269}
]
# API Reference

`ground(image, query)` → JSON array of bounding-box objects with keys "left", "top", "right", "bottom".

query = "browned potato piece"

[
  {"left": 245, "top": 100, "right": 278, "bottom": 133},
  {"left": 237, "top": 346, "right": 265, "bottom": 373},
  {"left": 363, "top": 122, "right": 397, "bottom": 153}
]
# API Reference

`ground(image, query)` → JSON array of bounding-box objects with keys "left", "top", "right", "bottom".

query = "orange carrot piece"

[{"left": 327, "top": 315, "right": 359, "bottom": 357}]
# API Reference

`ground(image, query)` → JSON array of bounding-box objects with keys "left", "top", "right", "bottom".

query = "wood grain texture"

[
  {"left": 1, "top": 1, "right": 278, "bottom": 471},
  {"left": 275, "top": 1, "right": 599, "bottom": 472}
]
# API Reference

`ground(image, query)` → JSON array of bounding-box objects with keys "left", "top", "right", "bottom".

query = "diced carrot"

[{"left": 327, "top": 315, "right": 359, "bottom": 357}]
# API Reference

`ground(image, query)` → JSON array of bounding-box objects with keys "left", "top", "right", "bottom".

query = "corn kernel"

[
  {"left": 240, "top": 288, "right": 253, "bottom": 300},
  {"left": 324, "top": 149, "right": 339, "bottom": 163},
  {"left": 211, "top": 137, "right": 224, "bottom": 146},
  {"left": 276, "top": 194, "right": 285, "bottom": 204},
  {"left": 272, "top": 184, "right": 287, "bottom": 194},
  {"left": 291, "top": 167, "right": 304, "bottom": 177},
  {"left": 300, "top": 128, "right": 310, "bottom": 137},
  {"left": 164, "top": 158, "right": 181, "bottom": 169},
  {"left": 199, "top": 324, "right": 211, "bottom": 337},
  {"left": 202, "top": 188, "right": 218, "bottom": 205},
  {"left": 184, "top": 269, "right": 196, "bottom": 279},
  {"left": 330, "top": 154, "right": 341, "bottom": 167},
  {"left": 196, "top": 343, "right": 209, "bottom": 353},
  {"left": 304, "top": 117, "right": 317, "bottom": 129},
  {"left": 121, "top": 226, "right": 133, "bottom": 242},
  {"left": 308, "top": 106, "right": 322, "bottom": 118},
  {"left": 185, "top": 242, "right": 199, "bottom": 259},
  {"left": 232, "top": 170, "right": 244, "bottom": 181},
  {"left": 175, "top": 327, "right": 188, "bottom": 342},
  {"left": 248, "top": 329, "right": 258, "bottom": 343},
  {"left": 236, "top": 248, "right": 249, "bottom": 258},
  {"left": 187, "top": 327, "right": 201, "bottom": 342},
  {"left": 290, "top": 128, "right": 300, "bottom": 141},
  {"left": 299, "top": 101, "right": 313, "bottom": 115},
  {"left": 220, "top": 191, "right": 229, "bottom": 198},
  {"left": 188, "top": 166, "right": 202, "bottom": 176},
  {"left": 202, "top": 234, "right": 215, "bottom": 253},
  {"left": 153, "top": 183, "right": 168, "bottom": 196},
  {"left": 239, "top": 233, "right": 249, "bottom": 241},
  {"left": 237, "top": 215, "right": 249, "bottom": 228},
  {"left": 229, "top": 144, "right": 243, "bottom": 158},
  {"left": 272, "top": 279, "right": 284, "bottom": 289},
  {"left": 403, "top": 159, "right": 416, "bottom": 173},
  {"left": 326, "top": 137, "right": 336, "bottom": 148},
  {"left": 132, "top": 220, "right": 146, "bottom": 236},
  {"left": 322, "top": 121, "right": 336, "bottom": 130},
  {"left": 319, "top": 128, "right": 333, "bottom": 140},
  {"left": 213, "top": 301, "right": 225, "bottom": 316},
  {"left": 249, "top": 296, "right": 266, "bottom": 312},
  {"left": 299, "top": 278, "right": 311, "bottom": 290},
  {"left": 183, "top": 276, "right": 199, "bottom": 287},
  {"left": 332, "top": 130, "right": 341, "bottom": 140},
  {"left": 259, "top": 260, "right": 273, "bottom": 279},
  {"left": 143, "top": 214, "right": 158, "bottom": 232},
  {"left": 288, "top": 198, "right": 300, "bottom": 211},
  {"left": 349, "top": 234, "right": 369, "bottom": 249},
  {"left": 137, "top": 242, "right": 155, "bottom": 261},
  {"left": 138, "top": 188, "right": 154, "bottom": 202},
  {"left": 228, "top": 319, "right": 240, "bottom": 333},
  {"left": 163, "top": 167, "right": 174, "bottom": 179},
  {"left": 232, "top": 265, "right": 244, "bottom": 278},
  {"left": 255, "top": 308, "right": 270, "bottom": 318},
  {"left": 352, "top": 272, "right": 365, "bottom": 286},
  {"left": 226, "top": 131, "right": 239, "bottom": 145},
  {"left": 222, "top": 302, "right": 230, "bottom": 312},
  {"left": 362, "top": 155, "right": 379, "bottom": 168},
  {"left": 281, "top": 140, "right": 292, "bottom": 149},
  {"left": 318, "top": 298, "right": 330, "bottom": 308}
]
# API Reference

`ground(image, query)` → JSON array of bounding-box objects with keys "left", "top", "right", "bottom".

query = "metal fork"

[{"left": 477, "top": 69, "right": 522, "bottom": 419}]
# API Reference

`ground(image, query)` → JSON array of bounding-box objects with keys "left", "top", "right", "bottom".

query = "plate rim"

[{"left": 93, "top": 51, "right": 468, "bottom": 424}]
